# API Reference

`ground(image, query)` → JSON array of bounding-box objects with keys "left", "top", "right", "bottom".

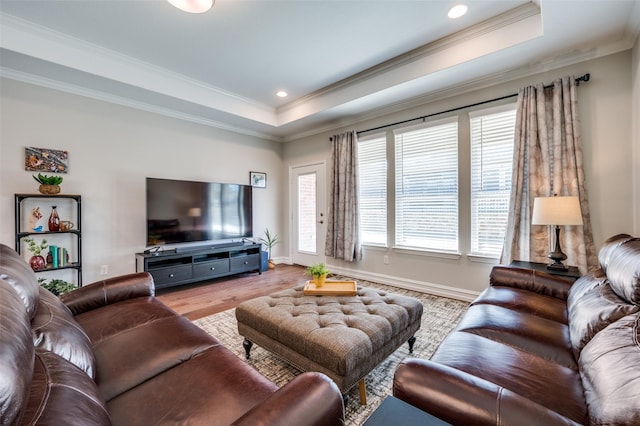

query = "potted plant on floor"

[
  {"left": 305, "top": 263, "right": 330, "bottom": 287},
  {"left": 24, "top": 237, "right": 48, "bottom": 271},
  {"left": 259, "top": 228, "right": 279, "bottom": 269},
  {"left": 39, "top": 278, "right": 76, "bottom": 296}
]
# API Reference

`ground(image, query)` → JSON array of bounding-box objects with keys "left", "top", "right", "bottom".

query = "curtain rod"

[{"left": 356, "top": 73, "right": 590, "bottom": 136}]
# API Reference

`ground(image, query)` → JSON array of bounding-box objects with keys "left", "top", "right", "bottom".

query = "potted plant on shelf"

[
  {"left": 259, "top": 228, "right": 279, "bottom": 269},
  {"left": 38, "top": 278, "right": 76, "bottom": 296},
  {"left": 33, "top": 173, "right": 63, "bottom": 195},
  {"left": 305, "top": 263, "right": 330, "bottom": 287},
  {"left": 24, "top": 237, "right": 48, "bottom": 271}
]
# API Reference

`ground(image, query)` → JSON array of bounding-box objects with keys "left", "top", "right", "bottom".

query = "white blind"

[
  {"left": 358, "top": 133, "right": 387, "bottom": 245},
  {"left": 470, "top": 106, "right": 516, "bottom": 257},
  {"left": 394, "top": 118, "right": 458, "bottom": 252}
]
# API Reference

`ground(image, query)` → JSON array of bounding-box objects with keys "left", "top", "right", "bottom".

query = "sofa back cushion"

[
  {"left": 598, "top": 234, "right": 636, "bottom": 274},
  {"left": 31, "top": 287, "right": 96, "bottom": 378},
  {"left": 606, "top": 238, "right": 640, "bottom": 304},
  {"left": 579, "top": 313, "right": 640, "bottom": 425},
  {"left": 0, "top": 244, "right": 39, "bottom": 320},
  {"left": 567, "top": 276, "right": 639, "bottom": 355},
  {"left": 0, "top": 281, "right": 34, "bottom": 426}
]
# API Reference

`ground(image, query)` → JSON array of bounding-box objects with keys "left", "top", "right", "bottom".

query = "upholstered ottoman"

[{"left": 236, "top": 284, "right": 423, "bottom": 404}]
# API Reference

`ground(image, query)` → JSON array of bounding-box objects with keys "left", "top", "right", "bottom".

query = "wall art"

[
  {"left": 25, "top": 147, "right": 68, "bottom": 173},
  {"left": 250, "top": 171, "right": 267, "bottom": 188}
]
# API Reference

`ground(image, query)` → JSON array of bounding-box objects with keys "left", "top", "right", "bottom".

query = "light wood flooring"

[{"left": 156, "top": 264, "right": 308, "bottom": 321}]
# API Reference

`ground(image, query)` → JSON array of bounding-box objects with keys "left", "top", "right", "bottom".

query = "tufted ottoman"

[{"left": 236, "top": 284, "right": 423, "bottom": 404}]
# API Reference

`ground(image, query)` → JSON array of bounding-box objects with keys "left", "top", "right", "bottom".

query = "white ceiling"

[{"left": 1, "top": 0, "right": 639, "bottom": 141}]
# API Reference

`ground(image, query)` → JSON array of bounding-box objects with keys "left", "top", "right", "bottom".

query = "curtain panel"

[
  {"left": 501, "top": 76, "right": 597, "bottom": 273},
  {"left": 325, "top": 131, "right": 361, "bottom": 262}
]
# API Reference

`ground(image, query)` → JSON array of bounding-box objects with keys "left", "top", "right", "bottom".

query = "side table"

[
  {"left": 363, "top": 395, "right": 451, "bottom": 426},
  {"left": 509, "top": 260, "right": 582, "bottom": 282}
]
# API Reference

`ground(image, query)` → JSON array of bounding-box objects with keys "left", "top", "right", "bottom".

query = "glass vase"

[{"left": 48, "top": 206, "right": 60, "bottom": 232}]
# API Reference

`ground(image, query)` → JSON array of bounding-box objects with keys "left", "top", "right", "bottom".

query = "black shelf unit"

[
  {"left": 136, "top": 242, "right": 262, "bottom": 290},
  {"left": 15, "top": 194, "right": 82, "bottom": 286}
]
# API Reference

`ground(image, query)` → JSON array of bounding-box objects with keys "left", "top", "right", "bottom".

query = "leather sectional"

[
  {"left": 394, "top": 234, "right": 640, "bottom": 425},
  {"left": 0, "top": 243, "right": 345, "bottom": 425}
]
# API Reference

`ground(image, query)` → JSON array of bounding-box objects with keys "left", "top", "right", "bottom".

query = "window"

[
  {"left": 394, "top": 118, "right": 458, "bottom": 252},
  {"left": 470, "top": 105, "right": 516, "bottom": 257},
  {"left": 358, "top": 133, "right": 387, "bottom": 245}
]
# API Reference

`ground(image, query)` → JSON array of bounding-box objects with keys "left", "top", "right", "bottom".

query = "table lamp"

[{"left": 531, "top": 195, "right": 583, "bottom": 271}]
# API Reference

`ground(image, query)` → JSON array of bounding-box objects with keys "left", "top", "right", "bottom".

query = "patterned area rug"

[{"left": 193, "top": 279, "right": 469, "bottom": 425}]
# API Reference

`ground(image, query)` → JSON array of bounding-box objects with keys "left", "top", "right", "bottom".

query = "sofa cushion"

[
  {"left": 0, "top": 281, "right": 34, "bottom": 426},
  {"left": 31, "top": 287, "right": 96, "bottom": 378},
  {"left": 597, "top": 233, "right": 636, "bottom": 274},
  {"left": 21, "top": 349, "right": 110, "bottom": 426},
  {"left": 567, "top": 278, "right": 639, "bottom": 355},
  {"left": 0, "top": 243, "right": 40, "bottom": 319},
  {"left": 579, "top": 313, "right": 640, "bottom": 425},
  {"left": 606, "top": 238, "right": 640, "bottom": 304}
]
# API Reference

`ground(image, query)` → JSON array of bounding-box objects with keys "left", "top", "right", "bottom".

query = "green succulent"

[
  {"left": 33, "top": 173, "right": 63, "bottom": 185},
  {"left": 305, "top": 263, "right": 330, "bottom": 278},
  {"left": 39, "top": 278, "right": 76, "bottom": 296}
]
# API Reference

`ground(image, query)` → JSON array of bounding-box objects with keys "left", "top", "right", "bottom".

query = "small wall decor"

[
  {"left": 25, "top": 147, "right": 69, "bottom": 173},
  {"left": 29, "top": 207, "right": 44, "bottom": 232},
  {"left": 250, "top": 171, "right": 267, "bottom": 188}
]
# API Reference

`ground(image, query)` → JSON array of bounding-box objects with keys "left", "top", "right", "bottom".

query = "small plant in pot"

[
  {"left": 33, "top": 173, "right": 63, "bottom": 195},
  {"left": 39, "top": 278, "right": 76, "bottom": 296},
  {"left": 259, "top": 228, "right": 279, "bottom": 269},
  {"left": 305, "top": 263, "right": 330, "bottom": 287},
  {"left": 24, "top": 237, "right": 48, "bottom": 271}
]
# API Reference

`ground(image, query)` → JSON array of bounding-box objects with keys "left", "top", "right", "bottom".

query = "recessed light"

[
  {"left": 448, "top": 4, "right": 468, "bottom": 19},
  {"left": 276, "top": 91, "right": 288, "bottom": 98},
  {"left": 167, "top": 0, "right": 213, "bottom": 14}
]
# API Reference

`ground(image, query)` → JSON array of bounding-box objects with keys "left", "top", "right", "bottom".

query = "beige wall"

[
  {"left": 633, "top": 33, "right": 640, "bottom": 234},
  {"left": 283, "top": 50, "right": 636, "bottom": 297},
  {"left": 0, "top": 79, "right": 283, "bottom": 283}
]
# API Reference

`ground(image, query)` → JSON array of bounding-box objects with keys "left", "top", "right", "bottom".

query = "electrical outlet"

[
  {"left": 383, "top": 255, "right": 389, "bottom": 265},
  {"left": 99, "top": 265, "right": 108, "bottom": 275}
]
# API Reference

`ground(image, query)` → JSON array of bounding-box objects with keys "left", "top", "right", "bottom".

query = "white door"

[{"left": 291, "top": 163, "right": 326, "bottom": 266}]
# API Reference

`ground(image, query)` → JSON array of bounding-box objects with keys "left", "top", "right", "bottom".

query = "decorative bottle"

[{"left": 48, "top": 206, "right": 60, "bottom": 231}]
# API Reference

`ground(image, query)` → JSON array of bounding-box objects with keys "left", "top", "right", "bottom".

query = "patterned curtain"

[
  {"left": 325, "top": 131, "right": 361, "bottom": 262},
  {"left": 501, "top": 76, "right": 597, "bottom": 273}
]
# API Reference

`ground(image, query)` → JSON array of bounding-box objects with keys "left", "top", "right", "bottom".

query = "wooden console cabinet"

[{"left": 136, "top": 243, "right": 262, "bottom": 290}]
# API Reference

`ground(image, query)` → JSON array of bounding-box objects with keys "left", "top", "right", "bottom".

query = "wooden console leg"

[
  {"left": 358, "top": 378, "right": 367, "bottom": 405},
  {"left": 243, "top": 338, "right": 253, "bottom": 359},
  {"left": 408, "top": 336, "right": 416, "bottom": 353}
]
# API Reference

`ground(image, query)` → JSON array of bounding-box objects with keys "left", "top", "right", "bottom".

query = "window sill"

[
  {"left": 467, "top": 253, "right": 501, "bottom": 264},
  {"left": 392, "top": 246, "right": 462, "bottom": 260}
]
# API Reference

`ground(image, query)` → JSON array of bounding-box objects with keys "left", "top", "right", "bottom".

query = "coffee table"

[{"left": 236, "top": 283, "right": 423, "bottom": 404}]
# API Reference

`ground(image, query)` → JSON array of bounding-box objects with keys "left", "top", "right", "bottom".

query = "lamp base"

[{"left": 546, "top": 260, "right": 569, "bottom": 271}]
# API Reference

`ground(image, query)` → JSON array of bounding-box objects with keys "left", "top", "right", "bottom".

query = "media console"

[{"left": 136, "top": 242, "right": 262, "bottom": 290}]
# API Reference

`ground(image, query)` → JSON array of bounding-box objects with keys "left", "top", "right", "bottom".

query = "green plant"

[
  {"left": 305, "top": 263, "right": 330, "bottom": 278},
  {"left": 23, "top": 237, "right": 48, "bottom": 256},
  {"left": 32, "top": 173, "right": 63, "bottom": 185},
  {"left": 40, "top": 278, "right": 76, "bottom": 296},
  {"left": 259, "top": 228, "right": 279, "bottom": 259}
]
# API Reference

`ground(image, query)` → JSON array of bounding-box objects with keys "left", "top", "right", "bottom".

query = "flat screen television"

[{"left": 145, "top": 177, "right": 253, "bottom": 247}]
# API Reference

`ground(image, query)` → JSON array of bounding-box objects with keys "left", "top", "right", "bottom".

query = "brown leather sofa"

[
  {"left": 0, "top": 243, "right": 345, "bottom": 426},
  {"left": 394, "top": 234, "right": 640, "bottom": 426}
]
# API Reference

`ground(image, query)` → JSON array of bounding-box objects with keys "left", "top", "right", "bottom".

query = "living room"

[{"left": 1, "top": 1, "right": 638, "bottom": 298}]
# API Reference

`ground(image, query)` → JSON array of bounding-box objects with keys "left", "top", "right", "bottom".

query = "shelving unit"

[
  {"left": 15, "top": 194, "right": 82, "bottom": 286},
  {"left": 136, "top": 243, "right": 261, "bottom": 290}
]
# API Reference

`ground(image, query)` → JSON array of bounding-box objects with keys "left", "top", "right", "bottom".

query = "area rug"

[{"left": 193, "top": 279, "right": 469, "bottom": 425}]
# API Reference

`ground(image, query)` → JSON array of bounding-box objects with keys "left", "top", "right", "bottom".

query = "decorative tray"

[{"left": 303, "top": 280, "right": 357, "bottom": 296}]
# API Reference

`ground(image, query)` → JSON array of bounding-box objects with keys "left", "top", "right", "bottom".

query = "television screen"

[{"left": 146, "top": 177, "right": 252, "bottom": 247}]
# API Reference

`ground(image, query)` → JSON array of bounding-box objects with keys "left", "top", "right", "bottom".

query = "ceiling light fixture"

[
  {"left": 276, "top": 91, "right": 288, "bottom": 98},
  {"left": 168, "top": 0, "right": 213, "bottom": 14},
  {"left": 448, "top": 4, "right": 468, "bottom": 19}
]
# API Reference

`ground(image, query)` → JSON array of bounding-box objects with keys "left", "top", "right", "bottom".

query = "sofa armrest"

[
  {"left": 232, "top": 372, "right": 344, "bottom": 426},
  {"left": 490, "top": 266, "right": 575, "bottom": 300},
  {"left": 60, "top": 272, "right": 154, "bottom": 316},
  {"left": 393, "top": 358, "right": 582, "bottom": 426}
]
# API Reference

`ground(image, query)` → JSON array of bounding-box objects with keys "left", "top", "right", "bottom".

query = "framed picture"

[
  {"left": 250, "top": 171, "right": 267, "bottom": 188},
  {"left": 25, "top": 147, "right": 69, "bottom": 173}
]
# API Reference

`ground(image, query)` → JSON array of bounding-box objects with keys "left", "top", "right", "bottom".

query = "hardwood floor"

[{"left": 156, "top": 264, "right": 308, "bottom": 320}]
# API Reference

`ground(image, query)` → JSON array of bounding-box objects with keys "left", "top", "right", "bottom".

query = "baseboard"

[{"left": 276, "top": 257, "right": 479, "bottom": 302}]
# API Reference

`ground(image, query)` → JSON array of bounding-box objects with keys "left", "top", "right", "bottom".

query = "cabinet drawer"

[
  {"left": 230, "top": 254, "right": 260, "bottom": 273},
  {"left": 193, "top": 259, "right": 230, "bottom": 279},
  {"left": 150, "top": 265, "right": 192, "bottom": 288}
]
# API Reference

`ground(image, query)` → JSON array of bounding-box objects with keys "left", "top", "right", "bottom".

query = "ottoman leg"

[
  {"left": 408, "top": 336, "right": 416, "bottom": 353},
  {"left": 243, "top": 338, "right": 253, "bottom": 359}
]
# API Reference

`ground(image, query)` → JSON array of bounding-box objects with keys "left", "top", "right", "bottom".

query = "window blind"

[
  {"left": 394, "top": 118, "right": 458, "bottom": 252},
  {"left": 470, "top": 106, "right": 516, "bottom": 257},
  {"left": 358, "top": 133, "right": 387, "bottom": 245}
]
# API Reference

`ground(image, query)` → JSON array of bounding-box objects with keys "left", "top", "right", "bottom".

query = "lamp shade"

[
  {"left": 532, "top": 196, "right": 583, "bottom": 226},
  {"left": 188, "top": 207, "right": 202, "bottom": 217}
]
